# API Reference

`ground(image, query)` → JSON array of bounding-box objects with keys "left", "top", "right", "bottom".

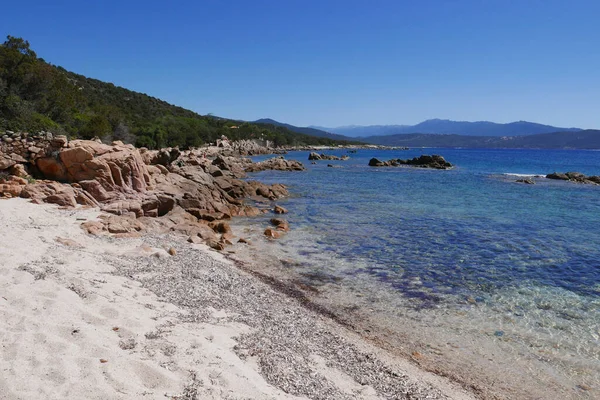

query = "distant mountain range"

[
  {"left": 362, "top": 130, "right": 600, "bottom": 149},
  {"left": 256, "top": 118, "right": 599, "bottom": 149},
  {"left": 253, "top": 119, "right": 351, "bottom": 141},
  {"left": 312, "top": 119, "right": 582, "bottom": 137}
]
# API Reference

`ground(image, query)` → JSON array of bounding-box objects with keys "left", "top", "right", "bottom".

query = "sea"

[{"left": 234, "top": 148, "right": 600, "bottom": 398}]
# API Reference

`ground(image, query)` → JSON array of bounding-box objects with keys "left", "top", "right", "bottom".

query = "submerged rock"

[{"left": 516, "top": 178, "right": 535, "bottom": 184}]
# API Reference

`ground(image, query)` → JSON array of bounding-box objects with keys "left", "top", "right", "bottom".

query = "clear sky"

[{"left": 2, "top": 0, "right": 599, "bottom": 128}]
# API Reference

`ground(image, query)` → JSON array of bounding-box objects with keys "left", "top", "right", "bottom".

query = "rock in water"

[
  {"left": 264, "top": 227, "right": 283, "bottom": 239},
  {"left": 369, "top": 155, "right": 453, "bottom": 169},
  {"left": 273, "top": 205, "right": 288, "bottom": 214},
  {"left": 546, "top": 171, "right": 600, "bottom": 185},
  {"left": 516, "top": 178, "right": 535, "bottom": 184},
  {"left": 270, "top": 218, "right": 289, "bottom": 231},
  {"left": 400, "top": 155, "right": 453, "bottom": 169},
  {"left": 546, "top": 172, "right": 569, "bottom": 180},
  {"left": 308, "top": 152, "right": 342, "bottom": 161},
  {"left": 368, "top": 158, "right": 387, "bottom": 167},
  {"left": 245, "top": 157, "right": 305, "bottom": 172}
]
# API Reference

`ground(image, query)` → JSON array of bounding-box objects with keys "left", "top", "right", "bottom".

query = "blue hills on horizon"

[
  {"left": 254, "top": 118, "right": 600, "bottom": 149},
  {"left": 309, "top": 118, "right": 583, "bottom": 138}
]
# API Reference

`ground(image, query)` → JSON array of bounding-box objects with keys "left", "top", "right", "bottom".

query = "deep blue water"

[{"left": 248, "top": 148, "right": 600, "bottom": 304}]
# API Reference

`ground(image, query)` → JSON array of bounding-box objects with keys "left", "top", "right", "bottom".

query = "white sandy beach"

[{"left": 0, "top": 199, "right": 476, "bottom": 400}]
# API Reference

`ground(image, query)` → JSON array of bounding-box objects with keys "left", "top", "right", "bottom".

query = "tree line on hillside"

[{"left": 0, "top": 36, "right": 355, "bottom": 149}]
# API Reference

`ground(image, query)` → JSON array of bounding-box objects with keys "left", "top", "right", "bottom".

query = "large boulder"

[
  {"left": 36, "top": 140, "right": 152, "bottom": 194},
  {"left": 368, "top": 158, "right": 387, "bottom": 167},
  {"left": 212, "top": 155, "right": 246, "bottom": 178},
  {"left": 20, "top": 181, "right": 80, "bottom": 207},
  {"left": 546, "top": 172, "right": 569, "bottom": 180},
  {"left": 37, "top": 156, "right": 68, "bottom": 181},
  {"left": 149, "top": 148, "right": 181, "bottom": 167}
]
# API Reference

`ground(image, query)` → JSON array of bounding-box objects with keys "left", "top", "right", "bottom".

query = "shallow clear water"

[
  {"left": 240, "top": 148, "right": 600, "bottom": 395},
  {"left": 249, "top": 148, "right": 600, "bottom": 301}
]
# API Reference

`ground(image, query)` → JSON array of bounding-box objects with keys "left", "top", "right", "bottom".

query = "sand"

[{"left": 0, "top": 198, "right": 476, "bottom": 400}]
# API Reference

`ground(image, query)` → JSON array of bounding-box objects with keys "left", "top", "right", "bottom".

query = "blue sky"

[{"left": 2, "top": 0, "right": 599, "bottom": 128}]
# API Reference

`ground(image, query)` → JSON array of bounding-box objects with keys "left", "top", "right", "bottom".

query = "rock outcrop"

[
  {"left": 245, "top": 156, "right": 305, "bottom": 172},
  {"left": 308, "top": 152, "right": 349, "bottom": 161},
  {"left": 368, "top": 155, "right": 453, "bottom": 169},
  {"left": 546, "top": 172, "right": 600, "bottom": 185},
  {"left": 1, "top": 135, "right": 306, "bottom": 248}
]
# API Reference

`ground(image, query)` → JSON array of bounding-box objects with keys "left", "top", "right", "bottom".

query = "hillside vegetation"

[
  {"left": 0, "top": 36, "right": 354, "bottom": 149},
  {"left": 253, "top": 118, "right": 352, "bottom": 141}
]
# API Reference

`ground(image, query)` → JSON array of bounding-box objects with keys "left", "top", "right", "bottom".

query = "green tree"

[
  {"left": 80, "top": 115, "right": 111, "bottom": 139},
  {"left": 0, "top": 36, "right": 37, "bottom": 95}
]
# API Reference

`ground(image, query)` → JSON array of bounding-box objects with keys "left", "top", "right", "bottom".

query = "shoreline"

[
  {"left": 225, "top": 152, "right": 600, "bottom": 400},
  {"left": 226, "top": 211, "right": 600, "bottom": 400},
  {"left": 0, "top": 198, "right": 476, "bottom": 400},
  {"left": 1, "top": 140, "right": 597, "bottom": 399}
]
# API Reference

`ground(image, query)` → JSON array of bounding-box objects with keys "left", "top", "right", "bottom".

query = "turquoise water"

[
  {"left": 239, "top": 148, "right": 600, "bottom": 396},
  {"left": 249, "top": 149, "right": 600, "bottom": 303}
]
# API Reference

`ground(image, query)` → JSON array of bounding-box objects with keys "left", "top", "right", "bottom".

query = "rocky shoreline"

[
  {"left": 0, "top": 134, "right": 480, "bottom": 399},
  {"left": 2, "top": 136, "right": 594, "bottom": 399},
  {"left": 0, "top": 134, "right": 305, "bottom": 251}
]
